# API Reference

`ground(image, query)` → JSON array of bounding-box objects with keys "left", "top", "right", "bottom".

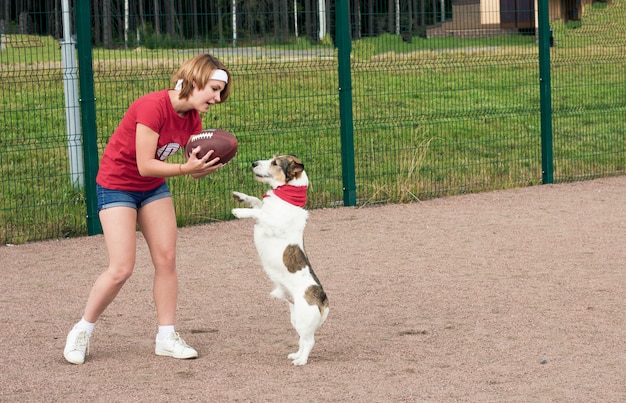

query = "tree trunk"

[
  {"left": 395, "top": 0, "right": 400, "bottom": 34},
  {"left": 282, "top": 0, "right": 289, "bottom": 39},
  {"left": 218, "top": 0, "right": 223, "bottom": 44},
  {"left": 53, "top": 0, "right": 61, "bottom": 39},
  {"left": 102, "top": 0, "right": 112, "bottom": 48},
  {"left": 164, "top": 0, "right": 174, "bottom": 39},
  {"left": 191, "top": 0, "right": 198, "bottom": 41},
  {"left": 304, "top": 0, "right": 311, "bottom": 40},
  {"left": 176, "top": 0, "right": 183, "bottom": 39},
  {"left": 138, "top": 0, "right": 145, "bottom": 42},
  {"left": 3, "top": 0, "right": 10, "bottom": 26},
  {"left": 273, "top": 0, "right": 280, "bottom": 37},
  {"left": 232, "top": 0, "right": 237, "bottom": 46},
  {"left": 318, "top": 0, "right": 327, "bottom": 40},
  {"left": 93, "top": 0, "right": 101, "bottom": 45},
  {"left": 353, "top": 0, "right": 361, "bottom": 39},
  {"left": 154, "top": 0, "right": 160, "bottom": 36},
  {"left": 387, "top": 0, "right": 393, "bottom": 34},
  {"left": 367, "top": 0, "right": 374, "bottom": 36},
  {"left": 259, "top": 0, "right": 267, "bottom": 37},
  {"left": 407, "top": 0, "right": 413, "bottom": 36}
]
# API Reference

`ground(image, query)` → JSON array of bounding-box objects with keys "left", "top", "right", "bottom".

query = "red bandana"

[{"left": 265, "top": 185, "right": 308, "bottom": 207}]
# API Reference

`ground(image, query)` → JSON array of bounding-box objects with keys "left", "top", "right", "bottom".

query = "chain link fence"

[{"left": 1, "top": 0, "right": 624, "bottom": 244}]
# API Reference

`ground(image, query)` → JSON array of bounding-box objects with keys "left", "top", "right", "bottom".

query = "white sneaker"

[
  {"left": 155, "top": 332, "right": 198, "bottom": 359},
  {"left": 64, "top": 328, "right": 90, "bottom": 364}
]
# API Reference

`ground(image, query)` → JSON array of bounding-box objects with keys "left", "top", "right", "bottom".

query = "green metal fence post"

[
  {"left": 538, "top": 0, "right": 554, "bottom": 184},
  {"left": 75, "top": 0, "right": 102, "bottom": 235},
  {"left": 336, "top": 0, "right": 357, "bottom": 206}
]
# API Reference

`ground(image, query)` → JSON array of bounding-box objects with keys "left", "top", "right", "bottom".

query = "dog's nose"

[{"left": 252, "top": 161, "right": 259, "bottom": 168}]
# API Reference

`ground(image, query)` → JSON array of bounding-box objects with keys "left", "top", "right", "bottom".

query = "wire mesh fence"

[{"left": 1, "top": 0, "right": 624, "bottom": 244}]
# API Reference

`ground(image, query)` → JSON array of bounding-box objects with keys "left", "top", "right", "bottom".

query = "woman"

[{"left": 64, "top": 54, "right": 231, "bottom": 364}]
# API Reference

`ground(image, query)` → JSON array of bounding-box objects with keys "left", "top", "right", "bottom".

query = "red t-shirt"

[{"left": 96, "top": 89, "right": 202, "bottom": 191}]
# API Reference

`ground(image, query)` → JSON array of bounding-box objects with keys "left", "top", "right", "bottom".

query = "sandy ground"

[{"left": 1, "top": 176, "right": 625, "bottom": 402}]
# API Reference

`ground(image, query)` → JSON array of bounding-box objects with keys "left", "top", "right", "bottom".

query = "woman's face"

[{"left": 190, "top": 79, "right": 226, "bottom": 112}]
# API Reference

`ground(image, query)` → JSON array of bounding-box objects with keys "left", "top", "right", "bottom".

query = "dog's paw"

[
  {"left": 231, "top": 208, "right": 246, "bottom": 218},
  {"left": 270, "top": 288, "right": 289, "bottom": 301},
  {"left": 288, "top": 352, "right": 308, "bottom": 366},
  {"left": 232, "top": 191, "right": 249, "bottom": 203}
]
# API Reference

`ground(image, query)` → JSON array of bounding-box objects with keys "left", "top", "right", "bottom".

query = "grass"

[
  {"left": 1, "top": 1, "right": 625, "bottom": 244},
  {"left": 351, "top": 31, "right": 537, "bottom": 60}
]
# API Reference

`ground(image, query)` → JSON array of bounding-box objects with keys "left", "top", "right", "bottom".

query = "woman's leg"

[
  {"left": 137, "top": 197, "right": 178, "bottom": 326},
  {"left": 138, "top": 197, "right": 197, "bottom": 359},
  {"left": 83, "top": 206, "right": 139, "bottom": 322},
  {"left": 64, "top": 206, "right": 138, "bottom": 364}
]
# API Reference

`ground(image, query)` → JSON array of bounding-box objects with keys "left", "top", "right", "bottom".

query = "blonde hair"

[{"left": 172, "top": 54, "right": 231, "bottom": 103}]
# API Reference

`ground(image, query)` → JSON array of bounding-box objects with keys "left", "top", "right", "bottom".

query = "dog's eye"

[{"left": 271, "top": 160, "right": 278, "bottom": 166}]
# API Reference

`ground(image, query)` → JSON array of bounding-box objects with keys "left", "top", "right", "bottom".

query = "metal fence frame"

[{"left": 1, "top": 0, "right": 624, "bottom": 244}]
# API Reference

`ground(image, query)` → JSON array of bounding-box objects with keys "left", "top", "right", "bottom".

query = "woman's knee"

[
  {"left": 107, "top": 264, "right": 135, "bottom": 284},
  {"left": 151, "top": 247, "right": 176, "bottom": 269}
]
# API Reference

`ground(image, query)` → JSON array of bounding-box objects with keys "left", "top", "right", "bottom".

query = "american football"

[{"left": 184, "top": 129, "right": 238, "bottom": 164}]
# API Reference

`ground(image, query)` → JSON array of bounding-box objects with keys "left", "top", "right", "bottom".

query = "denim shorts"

[{"left": 96, "top": 182, "right": 171, "bottom": 212}]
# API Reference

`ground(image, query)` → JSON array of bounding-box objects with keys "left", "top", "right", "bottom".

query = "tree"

[
  {"left": 281, "top": 0, "right": 289, "bottom": 38},
  {"left": 191, "top": 0, "right": 198, "bottom": 40},
  {"left": 102, "top": 0, "right": 112, "bottom": 48},
  {"left": 153, "top": 0, "right": 160, "bottom": 37},
  {"left": 165, "top": 0, "right": 174, "bottom": 39},
  {"left": 353, "top": 0, "right": 361, "bottom": 39},
  {"left": 138, "top": 0, "right": 145, "bottom": 42},
  {"left": 318, "top": 0, "right": 327, "bottom": 40},
  {"left": 92, "top": 0, "right": 101, "bottom": 45},
  {"left": 367, "top": 0, "right": 374, "bottom": 37}
]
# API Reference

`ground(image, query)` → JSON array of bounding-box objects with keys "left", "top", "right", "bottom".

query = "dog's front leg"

[
  {"left": 232, "top": 191, "right": 263, "bottom": 209},
  {"left": 231, "top": 207, "right": 258, "bottom": 219},
  {"left": 232, "top": 207, "right": 273, "bottom": 223}
]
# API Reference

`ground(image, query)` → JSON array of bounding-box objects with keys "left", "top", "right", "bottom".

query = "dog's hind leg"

[{"left": 287, "top": 302, "right": 321, "bottom": 365}]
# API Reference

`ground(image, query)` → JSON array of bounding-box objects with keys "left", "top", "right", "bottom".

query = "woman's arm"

[{"left": 135, "top": 123, "right": 222, "bottom": 178}]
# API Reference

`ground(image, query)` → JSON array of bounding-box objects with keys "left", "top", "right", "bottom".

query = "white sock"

[
  {"left": 157, "top": 325, "right": 175, "bottom": 340},
  {"left": 74, "top": 317, "right": 95, "bottom": 335}
]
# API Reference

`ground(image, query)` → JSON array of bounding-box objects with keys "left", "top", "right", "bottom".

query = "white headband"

[
  {"left": 210, "top": 69, "right": 228, "bottom": 83},
  {"left": 174, "top": 69, "right": 228, "bottom": 91}
]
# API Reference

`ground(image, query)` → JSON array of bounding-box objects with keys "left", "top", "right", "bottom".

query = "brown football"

[{"left": 184, "top": 129, "right": 238, "bottom": 164}]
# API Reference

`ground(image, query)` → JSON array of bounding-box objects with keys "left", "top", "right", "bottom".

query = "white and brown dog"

[{"left": 232, "top": 154, "right": 329, "bottom": 366}]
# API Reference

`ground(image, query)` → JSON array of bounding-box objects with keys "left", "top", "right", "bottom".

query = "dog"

[{"left": 231, "top": 154, "right": 329, "bottom": 366}]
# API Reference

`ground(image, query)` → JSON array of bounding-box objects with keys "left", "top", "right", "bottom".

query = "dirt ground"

[{"left": 1, "top": 176, "right": 625, "bottom": 402}]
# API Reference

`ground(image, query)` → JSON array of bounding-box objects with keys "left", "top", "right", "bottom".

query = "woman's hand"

[
  {"left": 182, "top": 147, "right": 224, "bottom": 179},
  {"left": 136, "top": 124, "right": 223, "bottom": 179}
]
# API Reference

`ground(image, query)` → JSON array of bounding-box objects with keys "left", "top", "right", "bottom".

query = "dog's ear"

[
  {"left": 290, "top": 155, "right": 303, "bottom": 167},
  {"left": 288, "top": 161, "right": 304, "bottom": 179},
  {"left": 283, "top": 156, "right": 304, "bottom": 180},
  {"left": 291, "top": 160, "right": 304, "bottom": 173}
]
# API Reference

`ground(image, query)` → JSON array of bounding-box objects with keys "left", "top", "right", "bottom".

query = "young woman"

[{"left": 64, "top": 54, "right": 231, "bottom": 364}]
